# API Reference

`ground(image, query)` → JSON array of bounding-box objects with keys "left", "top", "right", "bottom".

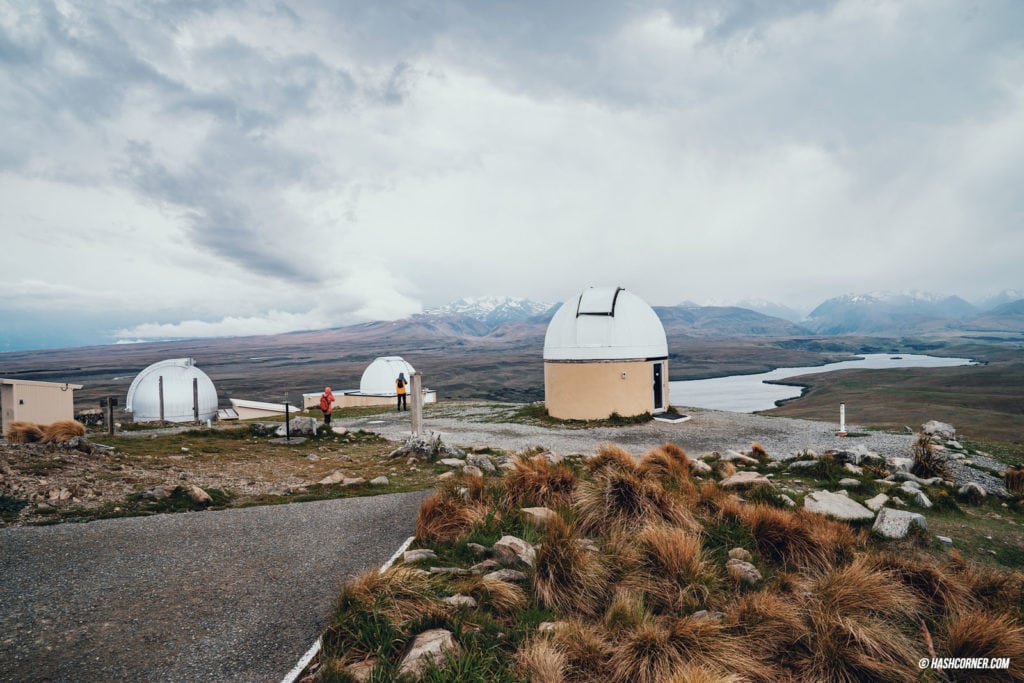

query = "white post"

[
  {"left": 839, "top": 402, "right": 846, "bottom": 434},
  {"left": 410, "top": 372, "right": 423, "bottom": 437}
]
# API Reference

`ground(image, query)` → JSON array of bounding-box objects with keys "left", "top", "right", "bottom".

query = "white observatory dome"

[
  {"left": 543, "top": 286, "right": 667, "bottom": 361},
  {"left": 125, "top": 358, "right": 219, "bottom": 422},
  {"left": 359, "top": 357, "right": 416, "bottom": 395}
]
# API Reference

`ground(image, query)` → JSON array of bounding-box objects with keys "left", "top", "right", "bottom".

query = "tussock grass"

[
  {"left": 638, "top": 443, "right": 695, "bottom": 498},
  {"left": 622, "top": 523, "right": 719, "bottom": 614},
  {"left": 938, "top": 610, "right": 1024, "bottom": 681},
  {"left": 533, "top": 517, "right": 610, "bottom": 616},
  {"left": 515, "top": 639, "right": 566, "bottom": 683},
  {"left": 501, "top": 454, "right": 576, "bottom": 510},
  {"left": 608, "top": 619, "right": 682, "bottom": 683},
  {"left": 943, "top": 551, "right": 1024, "bottom": 612},
  {"left": 454, "top": 575, "right": 528, "bottom": 614},
  {"left": 1006, "top": 467, "right": 1024, "bottom": 496},
  {"left": 5, "top": 421, "right": 43, "bottom": 443},
  {"left": 603, "top": 589, "right": 648, "bottom": 633},
  {"left": 749, "top": 442, "right": 768, "bottom": 460},
  {"left": 667, "top": 663, "right": 744, "bottom": 683},
  {"left": 40, "top": 419, "right": 86, "bottom": 443},
  {"left": 586, "top": 444, "right": 637, "bottom": 474},
  {"left": 912, "top": 434, "right": 950, "bottom": 479},
  {"left": 549, "top": 619, "right": 614, "bottom": 681},
  {"left": 416, "top": 489, "right": 487, "bottom": 543},
  {"left": 867, "top": 551, "right": 972, "bottom": 615},
  {"left": 743, "top": 503, "right": 857, "bottom": 571},
  {"left": 575, "top": 465, "right": 699, "bottom": 536},
  {"left": 337, "top": 566, "right": 441, "bottom": 625}
]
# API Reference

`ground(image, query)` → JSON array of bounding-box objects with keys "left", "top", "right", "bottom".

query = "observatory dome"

[
  {"left": 125, "top": 358, "right": 218, "bottom": 423},
  {"left": 543, "top": 286, "right": 667, "bottom": 361},
  {"left": 359, "top": 357, "right": 416, "bottom": 395}
]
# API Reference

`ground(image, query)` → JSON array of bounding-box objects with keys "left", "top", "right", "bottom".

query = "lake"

[{"left": 668, "top": 353, "right": 975, "bottom": 413}]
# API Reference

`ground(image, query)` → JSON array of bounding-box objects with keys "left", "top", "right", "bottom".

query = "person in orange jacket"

[
  {"left": 395, "top": 373, "right": 407, "bottom": 411},
  {"left": 319, "top": 387, "right": 335, "bottom": 425}
]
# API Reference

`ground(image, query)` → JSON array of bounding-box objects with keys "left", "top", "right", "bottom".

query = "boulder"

[
  {"left": 462, "top": 465, "right": 484, "bottom": 478},
  {"left": 277, "top": 416, "right": 319, "bottom": 437},
  {"left": 689, "top": 460, "right": 713, "bottom": 475},
  {"left": 788, "top": 460, "right": 820, "bottom": 470},
  {"left": 803, "top": 490, "right": 875, "bottom": 521},
  {"left": 726, "top": 559, "right": 762, "bottom": 586},
  {"left": 438, "top": 458, "right": 466, "bottom": 468},
  {"left": 520, "top": 507, "right": 559, "bottom": 526},
  {"left": 492, "top": 535, "right": 536, "bottom": 568},
  {"left": 907, "top": 490, "right": 932, "bottom": 508},
  {"left": 843, "top": 463, "right": 864, "bottom": 475},
  {"left": 398, "top": 629, "right": 460, "bottom": 677},
  {"left": 388, "top": 433, "right": 465, "bottom": 461},
  {"left": 887, "top": 457, "right": 913, "bottom": 473},
  {"left": 936, "top": 535, "right": 954, "bottom": 546},
  {"left": 318, "top": 471, "right": 345, "bottom": 485},
  {"left": 466, "top": 453, "right": 497, "bottom": 473},
  {"left": 369, "top": 476, "right": 389, "bottom": 486},
  {"left": 403, "top": 549, "right": 437, "bottom": 563},
  {"left": 467, "top": 543, "right": 488, "bottom": 556},
  {"left": 957, "top": 483, "right": 986, "bottom": 500},
  {"left": 720, "top": 471, "right": 773, "bottom": 489},
  {"left": 872, "top": 508, "right": 927, "bottom": 539},
  {"left": 721, "top": 450, "right": 759, "bottom": 465},
  {"left": 922, "top": 420, "right": 956, "bottom": 439},
  {"left": 484, "top": 568, "right": 528, "bottom": 583},
  {"left": 946, "top": 440, "right": 964, "bottom": 451},
  {"left": 142, "top": 485, "right": 173, "bottom": 500},
  {"left": 437, "top": 471, "right": 455, "bottom": 481},
  {"left": 838, "top": 478, "right": 861, "bottom": 488},
  {"left": 727, "top": 547, "right": 751, "bottom": 562},
  {"left": 443, "top": 595, "right": 478, "bottom": 609},
  {"left": 470, "top": 559, "right": 501, "bottom": 573},
  {"left": 864, "top": 493, "right": 890, "bottom": 512},
  {"left": 186, "top": 485, "right": 213, "bottom": 504},
  {"left": 779, "top": 494, "right": 796, "bottom": 507}
]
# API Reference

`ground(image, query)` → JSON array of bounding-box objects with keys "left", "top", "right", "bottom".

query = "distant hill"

[
  {"left": 976, "top": 289, "right": 1024, "bottom": 311},
  {"left": 423, "top": 296, "right": 554, "bottom": 329},
  {"left": 654, "top": 305, "right": 809, "bottom": 337},
  {"left": 804, "top": 291, "right": 978, "bottom": 335}
]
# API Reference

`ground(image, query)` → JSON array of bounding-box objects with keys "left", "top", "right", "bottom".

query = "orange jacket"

[{"left": 319, "top": 389, "right": 334, "bottom": 411}]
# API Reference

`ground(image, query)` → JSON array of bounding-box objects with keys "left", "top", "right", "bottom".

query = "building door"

[{"left": 652, "top": 362, "right": 664, "bottom": 411}]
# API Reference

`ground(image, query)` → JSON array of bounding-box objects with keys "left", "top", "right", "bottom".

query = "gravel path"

[
  {"left": 342, "top": 403, "right": 917, "bottom": 460},
  {"left": 0, "top": 491, "right": 428, "bottom": 683}
]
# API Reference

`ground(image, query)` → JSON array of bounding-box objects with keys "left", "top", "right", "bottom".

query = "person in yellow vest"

[{"left": 395, "top": 373, "right": 408, "bottom": 411}]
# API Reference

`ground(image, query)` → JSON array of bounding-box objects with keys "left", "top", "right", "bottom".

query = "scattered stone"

[
  {"left": 346, "top": 658, "right": 377, "bottom": 682},
  {"left": 922, "top": 420, "right": 956, "bottom": 439},
  {"left": 843, "top": 463, "right": 864, "bottom": 475},
  {"left": 946, "top": 440, "right": 963, "bottom": 451},
  {"left": 788, "top": 460, "right": 820, "bottom": 470},
  {"left": 765, "top": 461, "right": 781, "bottom": 470},
  {"left": 936, "top": 535, "right": 954, "bottom": 546},
  {"left": 305, "top": 453, "right": 320, "bottom": 461},
  {"left": 470, "top": 559, "right": 501, "bottom": 573},
  {"left": 779, "top": 494, "right": 796, "bottom": 507},
  {"left": 438, "top": 458, "right": 466, "bottom": 468},
  {"left": 331, "top": 426, "right": 348, "bottom": 435},
  {"left": 838, "top": 478, "right": 861, "bottom": 488},
  {"left": 398, "top": 629, "right": 460, "bottom": 677},
  {"left": 691, "top": 610, "right": 726, "bottom": 621},
  {"left": 575, "top": 538, "right": 600, "bottom": 553},
  {"left": 277, "top": 416, "right": 320, "bottom": 437},
  {"left": 891, "top": 496, "right": 906, "bottom": 507},
  {"left": 462, "top": 465, "right": 484, "bottom": 478},
  {"left": 892, "top": 471, "right": 942, "bottom": 486},
  {"left": 388, "top": 433, "right": 465, "bottom": 461},
  {"left": 908, "top": 490, "right": 932, "bottom": 508},
  {"left": 318, "top": 471, "right": 345, "bottom": 485},
  {"left": 864, "top": 493, "right": 890, "bottom": 512},
  {"left": 726, "top": 559, "right": 762, "bottom": 586},
  {"left": 899, "top": 481, "right": 922, "bottom": 493},
  {"left": 689, "top": 460, "right": 713, "bottom": 475},
  {"left": 185, "top": 485, "right": 213, "bottom": 504},
  {"left": 467, "top": 543, "right": 488, "bottom": 556},
  {"left": 437, "top": 471, "right": 455, "bottom": 481},
  {"left": 727, "top": 547, "right": 751, "bottom": 562},
  {"left": 466, "top": 453, "right": 496, "bottom": 473},
  {"left": 957, "top": 483, "right": 986, "bottom": 500},
  {"left": 429, "top": 567, "right": 473, "bottom": 576},
  {"left": 492, "top": 535, "right": 536, "bottom": 568},
  {"left": 803, "top": 490, "right": 875, "bottom": 521},
  {"left": 872, "top": 508, "right": 928, "bottom": 539},
  {"left": 403, "top": 549, "right": 437, "bottom": 563},
  {"left": 484, "top": 568, "right": 528, "bottom": 583},
  {"left": 443, "top": 595, "right": 478, "bottom": 609},
  {"left": 538, "top": 622, "right": 565, "bottom": 633},
  {"left": 887, "top": 457, "right": 913, "bottom": 473},
  {"left": 180, "top": 447, "right": 190, "bottom": 453},
  {"left": 369, "top": 476, "right": 389, "bottom": 486},
  {"left": 142, "top": 485, "right": 173, "bottom": 500},
  {"left": 720, "top": 471, "right": 773, "bottom": 489},
  {"left": 520, "top": 507, "right": 559, "bottom": 526},
  {"left": 720, "top": 450, "right": 759, "bottom": 465}
]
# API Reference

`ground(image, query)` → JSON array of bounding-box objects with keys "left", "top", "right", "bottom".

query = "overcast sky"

[{"left": 2, "top": 0, "right": 1022, "bottom": 349}]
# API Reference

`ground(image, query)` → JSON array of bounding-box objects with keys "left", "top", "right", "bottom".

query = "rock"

[
  {"left": 429, "top": 567, "right": 473, "bottom": 576},
  {"left": 908, "top": 490, "right": 932, "bottom": 508},
  {"left": 899, "top": 481, "right": 922, "bottom": 493},
  {"left": 443, "top": 595, "right": 478, "bottom": 609},
  {"left": 720, "top": 471, "right": 773, "bottom": 489},
  {"left": 470, "top": 559, "right": 501, "bottom": 573},
  {"left": 462, "top": 465, "right": 484, "bottom": 478},
  {"left": 864, "top": 493, "right": 890, "bottom": 512},
  {"left": 437, "top": 471, "right": 455, "bottom": 481},
  {"left": 788, "top": 460, "right": 820, "bottom": 470},
  {"left": 689, "top": 460, "right": 713, "bottom": 475},
  {"left": 538, "top": 622, "right": 565, "bottom": 633},
  {"left": 520, "top": 507, "right": 559, "bottom": 526},
  {"left": 872, "top": 508, "right": 928, "bottom": 539},
  {"left": 690, "top": 610, "right": 726, "bottom": 621},
  {"left": 369, "top": 476, "right": 389, "bottom": 486},
  {"left": 346, "top": 658, "right": 377, "bottom": 682},
  {"left": 721, "top": 450, "right": 759, "bottom": 465},
  {"left": 306, "top": 453, "right": 320, "bottom": 461},
  {"left": 466, "top": 453, "right": 497, "bottom": 473},
  {"left": 779, "top": 494, "right": 796, "bottom": 507},
  {"left": 484, "top": 568, "right": 528, "bottom": 583},
  {"left": 388, "top": 433, "right": 465, "bottom": 461},
  {"left": 803, "top": 490, "right": 875, "bottom": 521},
  {"left": 398, "top": 629, "right": 460, "bottom": 677},
  {"left": 492, "top": 535, "right": 536, "bottom": 568},
  {"left": 765, "top": 461, "right": 781, "bottom": 470},
  {"left": 727, "top": 547, "right": 751, "bottom": 562},
  {"left": 843, "top": 463, "right": 864, "bottom": 475},
  {"left": 467, "top": 542, "right": 488, "bottom": 556},
  {"left": 887, "top": 457, "right": 913, "bottom": 473},
  {"left": 946, "top": 440, "right": 963, "bottom": 451},
  {"left": 438, "top": 458, "right": 466, "bottom": 468},
  {"left": 318, "top": 471, "right": 345, "bottom": 485},
  {"left": 838, "top": 478, "right": 861, "bottom": 488},
  {"left": 892, "top": 471, "right": 942, "bottom": 486},
  {"left": 331, "top": 426, "right": 348, "bottom": 435},
  {"left": 540, "top": 451, "right": 564, "bottom": 465},
  {"left": 142, "top": 485, "right": 173, "bottom": 500},
  {"left": 891, "top": 496, "right": 906, "bottom": 507},
  {"left": 922, "top": 420, "right": 956, "bottom": 439},
  {"left": 575, "top": 538, "right": 600, "bottom": 552},
  {"left": 403, "top": 549, "right": 437, "bottom": 563},
  {"left": 341, "top": 477, "right": 366, "bottom": 487},
  {"left": 726, "top": 559, "right": 762, "bottom": 586},
  {"left": 277, "top": 416, "right": 320, "bottom": 437},
  {"left": 936, "top": 535, "right": 954, "bottom": 546},
  {"left": 186, "top": 485, "right": 213, "bottom": 504},
  {"left": 957, "top": 483, "right": 986, "bottom": 500}
]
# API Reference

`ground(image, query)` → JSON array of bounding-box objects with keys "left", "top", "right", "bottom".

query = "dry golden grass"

[
  {"left": 603, "top": 589, "right": 648, "bottom": 633},
  {"left": 415, "top": 489, "right": 487, "bottom": 543},
  {"left": 938, "top": 610, "right": 1024, "bottom": 681},
  {"left": 550, "top": 619, "right": 614, "bottom": 681},
  {"left": 726, "top": 591, "right": 805, "bottom": 664},
  {"left": 667, "top": 663, "right": 745, "bottom": 683},
  {"left": 749, "top": 442, "right": 768, "bottom": 460},
  {"left": 515, "top": 639, "right": 566, "bottom": 683},
  {"left": 794, "top": 556, "right": 924, "bottom": 682},
  {"left": 337, "top": 566, "right": 440, "bottom": 625},
  {"left": 668, "top": 616, "right": 779, "bottom": 682},
  {"left": 638, "top": 443, "right": 696, "bottom": 498},
  {"left": 1006, "top": 467, "right": 1024, "bottom": 495},
  {"left": 943, "top": 550, "right": 1024, "bottom": 611},
  {"left": 743, "top": 504, "right": 857, "bottom": 571},
  {"left": 715, "top": 461, "right": 737, "bottom": 478},
  {"left": 533, "top": 516, "right": 611, "bottom": 616},
  {"left": 501, "top": 454, "right": 577, "bottom": 510},
  {"left": 40, "top": 419, "right": 87, "bottom": 443},
  {"left": 586, "top": 444, "right": 638, "bottom": 474},
  {"left": 622, "top": 523, "right": 719, "bottom": 614},
  {"left": 867, "top": 551, "right": 972, "bottom": 614},
  {"left": 5, "top": 420, "right": 43, "bottom": 444},
  {"left": 608, "top": 619, "right": 683, "bottom": 683},
  {"left": 454, "top": 575, "right": 527, "bottom": 613},
  {"left": 575, "top": 466, "right": 699, "bottom": 536}
]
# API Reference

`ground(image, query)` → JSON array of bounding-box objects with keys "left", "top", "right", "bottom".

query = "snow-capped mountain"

[
  {"left": 805, "top": 291, "right": 977, "bottom": 335},
  {"left": 976, "top": 289, "right": 1024, "bottom": 311},
  {"left": 424, "top": 296, "right": 554, "bottom": 327}
]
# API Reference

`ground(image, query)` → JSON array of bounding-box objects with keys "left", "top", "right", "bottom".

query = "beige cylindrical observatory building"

[{"left": 543, "top": 286, "right": 669, "bottom": 420}]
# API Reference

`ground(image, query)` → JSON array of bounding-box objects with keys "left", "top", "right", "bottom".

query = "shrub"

[
  {"left": 40, "top": 419, "right": 87, "bottom": 443},
  {"left": 938, "top": 610, "right": 1024, "bottom": 681},
  {"left": 575, "top": 466, "right": 699, "bottom": 536},
  {"left": 621, "top": 524, "right": 719, "bottom": 614},
  {"left": 912, "top": 434, "right": 950, "bottom": 479},
  {"left": 1005, "top": 467, "right": 1024, "bottom": 496},
  {"left": 501, "top": 454, "right": 576, "bottom": 510},
  {"left": 532, "top": 517, "right": 610, "bottom": 616},
  {"left": 5, "top": 421, "right": 43, "bottom": 443},
  {"left": 416, "top": 490, "right": 487, "bottom": 543}
]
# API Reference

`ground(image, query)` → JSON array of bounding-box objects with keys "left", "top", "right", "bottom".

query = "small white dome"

[
  {"left": 543, "top": 287, "right": 667, "bottom": 361},
  {"left": 359, "top": 357, "right": 415, "bottom": 395},
  {"left": 125, "top": 358, "right": 218, "bottom": 422}
]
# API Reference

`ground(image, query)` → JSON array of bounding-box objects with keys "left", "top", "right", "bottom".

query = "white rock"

[
  {"left": 443, "top": 594, "right": 478, "bottom": 609},
  {"left": 843, "top": 463, "right": 864, "bottom": 475},
  {"left": 403, "top": 549, "right": 437, "bottom": 563},
  {"left": 908, "top": 490, "right": 932, "bottom": 508},
  {"left": 872, "top": 508, "right": 927, "bottom": 539},
  {"left": 484, "top": 568, "right": 528, "bottom": 582},
  {"left": 788, "top": 460, "right": 820, "bottom": 470},
  {"left": 438, "top": 458, "right": 466, "bottom": 468},
  {"left": 341, "top": 477, "right": 366, "bottom": 487},
  {"left": 838, "top": 478, "right": 861, "bottom": 488},
  {"left": 936, "top": 535, "right": 954, "bottom": 546},
  {"left": 369, "top": 476, "right": 389, "bottom": 486},
  {"left": 689, "top": 460, "right": 713, "bottom": 475},
  {"left": 398, "top": 629, "right": 460, "bottom": 677},
  {"left": 922, "top": 420, "right": 956, "bottom": 439},
  {"left": 318, "top": 471, "right": 345, "bottom": 485},
  {"left": 727, "top": 548, "right": 752, "bottom": 562},
  {"left": 520, "top": 507, "right": 559, "bottom": 526},
  {"left": 186, "top": 485, "right": 213, "bottom": 504},
  {"left": 462, "top": 465, "right": 484, "bottom": 478},
  {"left": 957, "top": 483, "right": 986, "bottom": 499},
  {"left": 803, "top": 490, "right": 875, "bottom": 521},
  {"left": 492, "top": 535, "right": 536, "bottom": 568},
  {"left": 864, "top": 493, "right": 890, "bottom": 512},
  {"left": 437, "top": 471, "right": 455, "bottom": 481},
  {"left": 779, "top": 494, "right": 796, "bottom": 507},
  {"left": 726, "top": 559, "right": 762, "bottom": 585},
  {"left": 720, "top": 471, "right": 773, "bottom": 488},
  {"left": 946, "top": 440, "right": 963, "bottom": 451},
  {"left": 887, "top": 457, "right": 914, "bottom": 473},
  {"left": 721, "top": 450, "right": 759, "bottom": 465}
]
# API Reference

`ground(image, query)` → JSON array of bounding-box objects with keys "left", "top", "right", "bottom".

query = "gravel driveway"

[
  {"left": 342, "top": 402, "right": 917, "bottom": 460},
  {"left": 0, "top": 491, "right": 428, "bottom": 682}
]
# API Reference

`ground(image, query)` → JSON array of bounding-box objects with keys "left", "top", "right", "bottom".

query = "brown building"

[
  {"left": 1, "top": 378, "right": 83, "bottom": 434},
  {"left": 543, "top": 286, "right": 669, "bottom": 421}
]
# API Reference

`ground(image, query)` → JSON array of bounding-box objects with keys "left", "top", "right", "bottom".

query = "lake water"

[{"left": 668, "top": 353, "right": 975, "bottom": 413}]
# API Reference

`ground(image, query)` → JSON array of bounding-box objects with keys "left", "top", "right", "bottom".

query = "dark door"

[{"left": 652, "top": 362, "right": 663, "bottom": 411}]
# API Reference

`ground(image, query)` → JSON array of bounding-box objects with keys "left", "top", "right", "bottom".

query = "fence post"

[{"left": 410, "top": 372, "right": 423, "bottom": 437}]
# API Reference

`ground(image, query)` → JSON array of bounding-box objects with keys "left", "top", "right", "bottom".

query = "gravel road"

[
  {"left": 342, "top": 402, "right": 917, "bottom": 460},
  {"left": 0, "top": 491, "right": 428, "bottom": 683}
]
